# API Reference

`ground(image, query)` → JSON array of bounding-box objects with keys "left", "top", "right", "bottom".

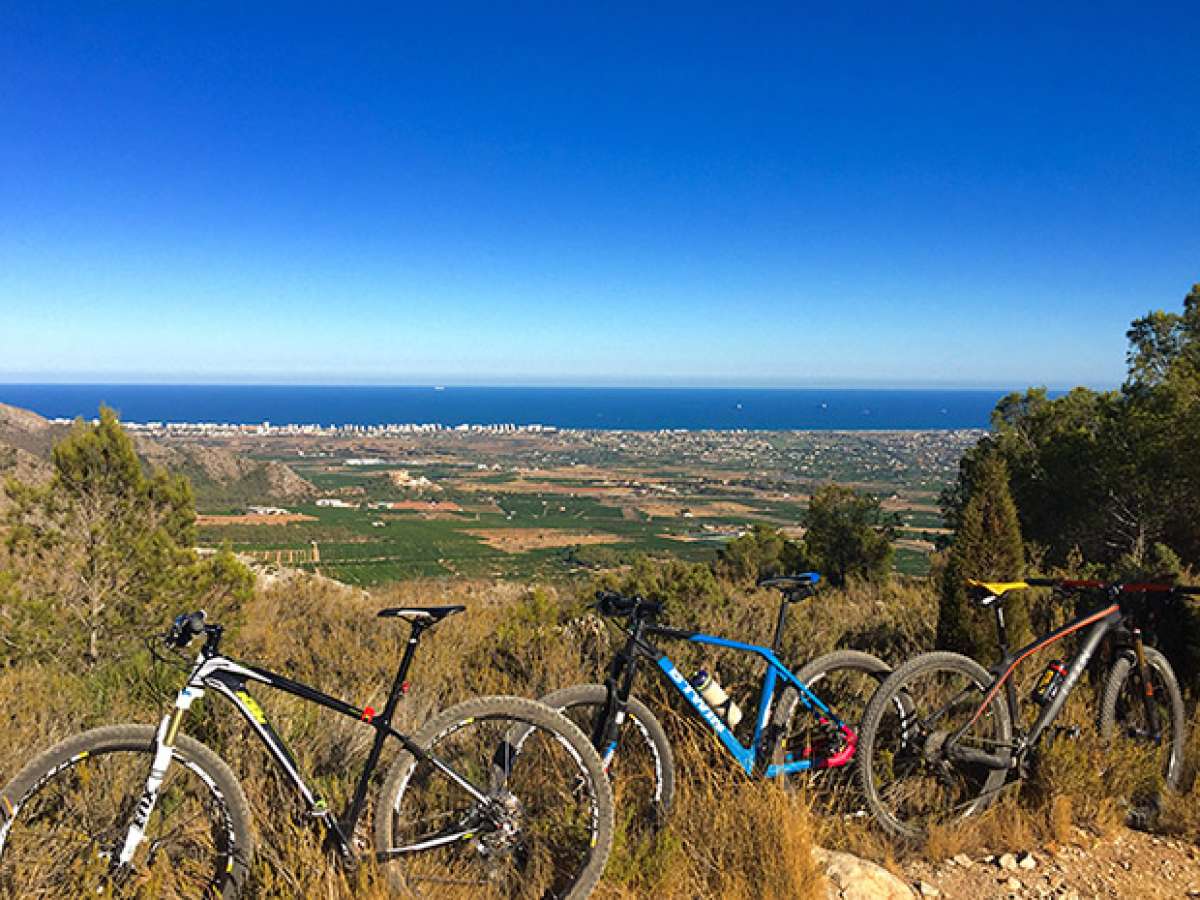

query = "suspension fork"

[
  {"left": 118, "top": 677, "right": 203, "bottom": 866},
  {"left": 1131, "top": 628, "right": 1163, "bottom": 741},
  {"left": 596, "top": 628, "right": 644, "bottom": 766}
]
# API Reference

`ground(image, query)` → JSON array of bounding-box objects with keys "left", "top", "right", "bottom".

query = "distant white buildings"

[
  {"left": 388, "top": 469, "right": 435, "bottom": 489},
  {"left": 315, "top": 498, "right": 356, "bottom": 508},
  {"left": 113, "top": 420, "right": 558, "bottom": 436},
  {"left": 247, "top": 505, "right": 291, "bottom": 516}
]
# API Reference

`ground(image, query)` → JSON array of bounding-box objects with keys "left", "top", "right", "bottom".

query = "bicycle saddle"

[
  {"left": 377, "top": 605, "right": 466, "bottom": 624},
  {"left": 758, "top": 573, "right": 821, "bottom": 593}
]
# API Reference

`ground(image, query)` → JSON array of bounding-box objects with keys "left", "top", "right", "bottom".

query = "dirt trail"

[{"left": 900, "top": 827, "right": 1200, "bottom": 898}]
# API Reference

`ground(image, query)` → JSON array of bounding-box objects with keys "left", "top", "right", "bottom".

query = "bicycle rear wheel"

[
  {"left": 0, "top": 724, "right": 253, "bottom": 898},
  {"left": 858, "top": 652, "right": 1012, "bottom": 841},
  {"left": 375, "top": 696, "right": 614, "bottom": 899},
  {"left": 771, "top": 650, "right": 891, "bottom": 785}
]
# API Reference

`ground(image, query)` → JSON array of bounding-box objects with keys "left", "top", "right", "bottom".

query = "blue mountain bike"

[{"left": 540, "top": 574, "right": 892, "bottom": 832}]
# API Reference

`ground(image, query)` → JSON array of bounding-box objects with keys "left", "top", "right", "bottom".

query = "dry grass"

[
  {"left": 6, "top": 568, "right": 1197, "bottom": 896},
  {"left": 0, "top": 575, "right": 830, "bottom": 899}
]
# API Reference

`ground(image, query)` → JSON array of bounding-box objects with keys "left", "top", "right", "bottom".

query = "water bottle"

[
  {"left": 1033, "top": 660, "right": 1067, "bottom": 705},
  {"left": 691, "top": 670, "right": 743, "bottom": 728}
]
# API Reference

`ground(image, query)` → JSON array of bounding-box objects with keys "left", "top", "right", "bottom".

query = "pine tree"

[
  {"left": 3, "top": 407, "right": 251, "bottom": 666},
  {"left": 803, "top": 485, "right": 895, "bottom": 586},
  {"left": 936, "top": 453, "right": 1030, "bottom": 662}
]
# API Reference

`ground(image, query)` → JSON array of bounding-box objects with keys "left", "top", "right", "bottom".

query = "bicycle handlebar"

[
  {"left": 594, "top": 591, "right": 662, "bottom": 619},
  {"left": 167, "top": 610, "right": 208, "bottom": 648}
]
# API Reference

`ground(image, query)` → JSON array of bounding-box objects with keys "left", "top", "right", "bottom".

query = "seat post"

[
  {"left": 379, "top": 622, "right": 425, "bottom": 725},
  {"left": 992, "top": 602, "right": 1010, "bottom": 658},
  {"left": 771, "top": 594, "right": 790, "bottom": 654}
]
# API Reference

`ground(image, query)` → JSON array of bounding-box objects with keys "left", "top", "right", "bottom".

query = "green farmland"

[{"left": 192, "top": 429, "right": 975, "bottom": 586}]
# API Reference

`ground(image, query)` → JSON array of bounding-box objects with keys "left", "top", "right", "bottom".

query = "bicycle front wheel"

[
  {"left": 0, "top": 724, "right": 253, "bottom": 899},
  {"left": 539, "top": 683, "right": 675, "bottom": 837},
  {"left": 375, "top": 696, "right": 614, "bottom": 899},
  {"left": 1098, "top": 647, "right": 1186, "bottom": 818}
]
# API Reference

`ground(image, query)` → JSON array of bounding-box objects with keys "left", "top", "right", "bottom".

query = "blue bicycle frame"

[
  {"left": 592, "top": 578, "right": 858, "bottom": 778},
  {"left": 653, "top": 632, "right": 855, "bottom": 776}
]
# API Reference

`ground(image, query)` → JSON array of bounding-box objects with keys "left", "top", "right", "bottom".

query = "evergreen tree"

[
  {"left": 713, "top": 523, "right": 808, "bottom": 586},
  {"left": 802, "top": 485, "right": 895, "bottom": 586},
  {"left": 3, "top": 407, "right": 251, "bottom": 666},
  {"left": 937, "top": 453, "right": 1030, "bottom": 662}
]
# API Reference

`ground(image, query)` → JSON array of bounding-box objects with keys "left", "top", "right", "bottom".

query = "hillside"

[
  {"left": 0, "top": 405, "right": 56, "bottom": 512},
  {"left": 135, "top": 439, "right": 317, "bottom": 508},
  {"left": 0, "top": 403, "right": 66, "bottom": 457},
  {"left": 0, "top": 403, "right": 316, "bottom": 511}
]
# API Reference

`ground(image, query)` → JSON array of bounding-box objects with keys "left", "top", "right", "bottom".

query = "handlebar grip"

[
  {"left": 1124, "top": 583, "right": 1200, "bottom": 596},
  {"left": 1024, "top": 577, "right": 1059, "bottom": 587}
]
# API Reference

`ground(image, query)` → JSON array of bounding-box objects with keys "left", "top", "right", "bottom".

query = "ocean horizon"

[{"left": 0, "top": 384, "right": 1021, "bottom": 431}]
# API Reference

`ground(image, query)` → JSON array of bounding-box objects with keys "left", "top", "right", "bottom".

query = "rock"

[
  {"left": 952, "top": 853, "right": 974, "bottom": 869},
  {"left": 814, "top": 847, "right": 916, "bottom": 900},
  {"left": 1005, "top": 876, "right": 1022, "bottom": 891},
  {"left": 917, "top": 882, "right": 940, "bottom": 897},
  {"left": 998, "top": 852, "right": 1019, "bottom": 871},
  {"left": 1017, "top": 851, "right": 1037, "bottom": 870}
]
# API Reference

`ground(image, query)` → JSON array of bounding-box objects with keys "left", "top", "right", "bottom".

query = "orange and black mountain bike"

[{"left": 856, "top": 577, "right": 1197, "bottom": 841}]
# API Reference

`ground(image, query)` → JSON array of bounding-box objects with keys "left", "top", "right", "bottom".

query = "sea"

[{"left": 0, "top": 384, "right": 1013, "bottom": 431}]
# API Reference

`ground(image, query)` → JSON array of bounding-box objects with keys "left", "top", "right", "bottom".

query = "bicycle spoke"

[{"left": 385, "top": 712, "right": 602, "bottom": 898}]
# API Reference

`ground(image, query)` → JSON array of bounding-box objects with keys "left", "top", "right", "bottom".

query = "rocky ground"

[
  {"left": 907, "top": 826, "right": 1200, "bottom": 898},
  {"left": 825, "top": 826, "right": 1200, "bottom": 899}
]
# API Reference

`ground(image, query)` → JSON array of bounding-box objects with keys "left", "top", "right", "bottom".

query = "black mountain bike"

[
  {"left": 857, "top": 577, "right": 1196, "bottom": 841},
  {"left": 0, "top": 606, "right": 615, "bottom": 898}
]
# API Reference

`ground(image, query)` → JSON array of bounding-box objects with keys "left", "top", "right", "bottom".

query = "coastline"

[{"left": 3, "top": 384, "right": 1009, "bottom": 432}]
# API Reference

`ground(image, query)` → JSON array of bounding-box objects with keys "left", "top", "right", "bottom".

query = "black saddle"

[
  {"left": 377, "top": 605, "right": 466, "bottom": 625},
  {"left": 758, "top": 573, "right": 821, "bottom": 596}
]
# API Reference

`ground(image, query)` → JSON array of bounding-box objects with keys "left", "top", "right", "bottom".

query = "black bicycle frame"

[
  {"left": 947, "top": 595, "right": 1139, "bottom": 769},
  {"left": 182, "top": 622, "right": 489, "bottom": 861}
]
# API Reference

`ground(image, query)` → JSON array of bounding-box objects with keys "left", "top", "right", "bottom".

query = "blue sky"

[{"left": 1, "top": 4, "right": 1196, "bottom": 388}]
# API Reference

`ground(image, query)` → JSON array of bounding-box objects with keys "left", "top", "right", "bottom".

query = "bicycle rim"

[
  {"left": 0, "top": 747, "right": 238, "bottom": 898},
  {"left": 385, "top": 711, "right": 604, "bottom": 899}
]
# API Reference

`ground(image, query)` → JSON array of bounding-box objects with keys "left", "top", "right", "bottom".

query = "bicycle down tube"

[{"left": 639, "top": 625, "right": 856, "bottom": 777}]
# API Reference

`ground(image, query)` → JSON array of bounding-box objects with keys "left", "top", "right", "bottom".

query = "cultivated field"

[{"left": 186, "top": 429, "right": 979, "bottom": 585}]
